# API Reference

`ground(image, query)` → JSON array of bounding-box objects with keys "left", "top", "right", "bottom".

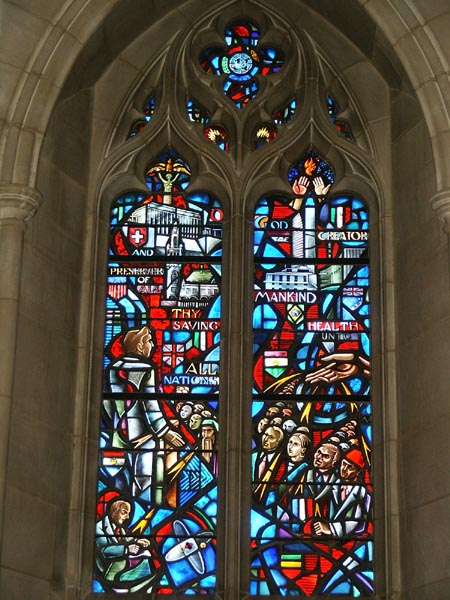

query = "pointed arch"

[{"left": 85, "top": 3, "right": 393, "bottom": 597}]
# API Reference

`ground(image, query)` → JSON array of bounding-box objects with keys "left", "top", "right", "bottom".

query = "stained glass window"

[
  {"left": 204, "top": 126, "right": 229, "bottom": 152},
  {"left": 97, "top": 12, "right": 379, "bottom": 596},
  {"left": 251, "top": 151, "right": 373, "bottom": 596},
  {"left": 186, "top": 99, "right": 229, "bottom": 152},
  {"left": 187, "top": 98, "right": 210, "bottom": 124},
  {"left": 128, "top": 96, "right": 156, "bottom": 138},
  {"left": 327, "top": 95, "right": 354, "bottom": 141},
  {"left": 93, "top": 151, "right": 222, "bottom": 594},
  {"left": 200, "top": 20, "right": 284, "bottom": 108},
  {"left": 274, "top": 99, "right": 297, "bottom": 125},
  {"left": 254, "top": 125, "right": 277, "bottom": 149},
  {"left": 253, "top": 100, "right": 297, "bottom": 149}
]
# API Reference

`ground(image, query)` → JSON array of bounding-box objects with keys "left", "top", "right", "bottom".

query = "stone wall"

[
  {"left": 0, "top": 1, "right": 449, "bottom": 599},
  {"left": 392, "top": 91, "right": 450, "bottom": 599},
  {"left": 1, "top": 90, "right": 92, "bottom": 599}
]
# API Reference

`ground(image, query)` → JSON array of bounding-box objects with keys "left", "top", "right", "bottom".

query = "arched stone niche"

[{"left": 1, "top": 2, "right": 449, "bottom": 600}]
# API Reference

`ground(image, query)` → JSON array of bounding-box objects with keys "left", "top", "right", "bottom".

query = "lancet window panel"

[
  {"left": 93, "top": 151, "right": 222, "bottom": 595},
  {"left": 251, "top": 152, "right": 373, "bottom": 596}
]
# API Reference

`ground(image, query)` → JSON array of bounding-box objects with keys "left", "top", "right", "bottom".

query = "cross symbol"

[
  {"left": 131, "top": 229, "right": 145, "bottom": 244},
  {"left": 199, "top": 21, "right": 284, "bottom": 108}
]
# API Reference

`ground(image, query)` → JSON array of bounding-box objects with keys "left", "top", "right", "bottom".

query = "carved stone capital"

[
  {"left": 0, "top": 183, "right": 43, "bottom": 223},
  {"left": 430, "top": 188, "right": 450, "bottom": 234}
]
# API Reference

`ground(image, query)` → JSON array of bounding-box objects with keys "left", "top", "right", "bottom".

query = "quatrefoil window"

[{"left": 199, "top": 21, "right": 284, "bottom": 108}]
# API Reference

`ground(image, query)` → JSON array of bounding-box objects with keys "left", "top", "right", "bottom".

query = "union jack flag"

[
  {"left": 162, "top": 343, "right": 184, "bottom": 367},
  {"left": 343, "top": 287, "right": 364, "bottom": 296}
]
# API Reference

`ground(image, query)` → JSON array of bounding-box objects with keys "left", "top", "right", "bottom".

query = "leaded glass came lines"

[
  {"left": 251, "top": 152, "right": 373, "bottom": 596},
  {"left": 93, "top": 152, "right": 222, "bottom": 595}
]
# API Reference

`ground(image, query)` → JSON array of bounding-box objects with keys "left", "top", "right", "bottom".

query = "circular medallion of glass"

[{"left": 228, "top": 52, "right": 253, "bottom": 75}]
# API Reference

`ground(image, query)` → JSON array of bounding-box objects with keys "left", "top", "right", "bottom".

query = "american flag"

[{"left": 108, "top": 284, "right": 127, "bottom": 299}]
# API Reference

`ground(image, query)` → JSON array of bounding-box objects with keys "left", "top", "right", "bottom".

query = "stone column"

[
  {"left": 430, "top": 189, "right": 450, "bottom": 234},
  {"left": 0, "top": 184, "right": 42, "bottom": 548}
]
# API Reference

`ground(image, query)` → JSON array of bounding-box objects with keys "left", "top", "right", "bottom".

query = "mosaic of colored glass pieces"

[
  {"left": 253, "top": 99, "right": 297, "bottom": 149},
  {"left": 113, "top": 15, "right": 372, "bottom": 595},
  {"left": 251, "top": 151, "right": 373, "bottom": 596},
  {"left": 274, "top": 99, "right": 296, "bottom": 125},
  {"left": 327, "top": 95, "right": 354, "bottom": 142},
  {"left": 200, "top": 21, "right": 284, "bottom": 108},
  {"left": 187, "top": 98, "right": 229, "bottom": 152},
  {"left": 128, "top": 96, "right": 156, "bottom": 139},
  {"left": 94, "top": 151, "right": 222, "bottom": 594},
  {"left": 254, "top": 124, "right": 278, "bottom": 149}
]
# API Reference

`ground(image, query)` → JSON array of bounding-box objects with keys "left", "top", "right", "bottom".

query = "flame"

[
  {"left": 207, "top": 128, "right": 225, "bottom": 143},
  {"left": 304, "top": 157, "right": 317, "bottom": 176},
  {"left": 256, "top": 126, "right": 270, "bottom": 139}
]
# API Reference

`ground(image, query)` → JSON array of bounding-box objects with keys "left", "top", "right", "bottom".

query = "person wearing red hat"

[
  {"left": 313, "top": 447, "right": 371, "bottom": 538},
  {"left": 312, "top": 448, "right": 374, "bottom": 594}
]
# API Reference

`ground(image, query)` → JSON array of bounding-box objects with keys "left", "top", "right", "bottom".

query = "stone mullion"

[
  {"left": 0, "top": 184, "right": 42, "bottom": 559},
  {"left": 220, "top": 207, "right": 253, "bottom": 600}
]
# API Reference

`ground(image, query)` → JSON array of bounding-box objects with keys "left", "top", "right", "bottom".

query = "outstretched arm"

[{"left": 305, "top": 353, "right": 371, "bottom": 384}]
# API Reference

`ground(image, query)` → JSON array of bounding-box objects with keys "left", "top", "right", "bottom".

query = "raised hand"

[
  {"left": 292, "top": 175, "right": 309, "bottom": 196},
  {"left": 313, "top": 176, "right": 331, "bottom": 196}
]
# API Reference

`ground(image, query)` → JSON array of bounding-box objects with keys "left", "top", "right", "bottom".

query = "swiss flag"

[{"left": 128, "top": 226, "right": 147, "bottom": 247}]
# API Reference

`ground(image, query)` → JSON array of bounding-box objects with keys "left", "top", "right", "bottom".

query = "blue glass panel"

[
  {"left": 94, "top": 153, "right": 222, "bottom": 595},
  {"left": 251, "top": 152, "right": 373, "bottom": 596},
  {"left": 128, "top": 96, "right": 156, "bottom": 138},
  {"left": 200, "top": 20, "right": 284, "bottom": 108}
]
